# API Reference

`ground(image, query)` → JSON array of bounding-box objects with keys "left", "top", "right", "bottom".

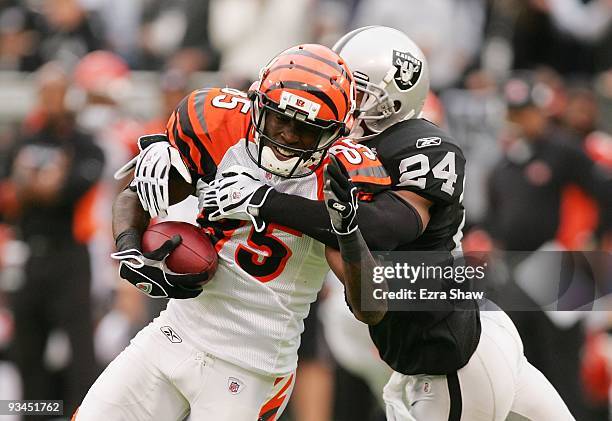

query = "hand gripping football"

[{"left": 142, "top": 221, "right": 218, "bottom": 276}]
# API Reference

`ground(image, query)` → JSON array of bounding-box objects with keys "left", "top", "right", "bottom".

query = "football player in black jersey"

[{"left": 199, "top": 26, "right": 574, "bottom": 420}]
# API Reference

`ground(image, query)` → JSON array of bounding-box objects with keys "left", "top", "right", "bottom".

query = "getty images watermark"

[
  {"left": 361, "top": 251, "right": 611, "bottom": 312},
  {"left": 372, "top": 261, "right": 487, "bottom": 301}
]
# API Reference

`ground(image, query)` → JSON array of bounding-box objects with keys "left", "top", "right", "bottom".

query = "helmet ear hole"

[{"left": 393, "top": 100, "right": 402, "bottom": 112}]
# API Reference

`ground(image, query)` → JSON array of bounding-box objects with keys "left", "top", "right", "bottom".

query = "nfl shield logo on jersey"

[
  {"left": 228, "top": 377, "right": 244, "bottom": 394},
  {"left": 393, "top": 50, "right": 422, "bottom": 91}
]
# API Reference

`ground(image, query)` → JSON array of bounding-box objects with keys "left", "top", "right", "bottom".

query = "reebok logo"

[
  {"left": 160, "top": 326, "right": 182, "bottom": 343},
  {"left": 416, "top": 137, "right": 441, "bottom": 148},
  {"left": 332, "top": 202, "right": 346, "bottom": 212}
]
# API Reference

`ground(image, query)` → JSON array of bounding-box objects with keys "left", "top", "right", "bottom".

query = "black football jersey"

[
  {"left": 363, "top": 118, "right": 466, "bottom": 252},
  {"left": 363, "top": 119, "right": 480, "bottom": 375}
]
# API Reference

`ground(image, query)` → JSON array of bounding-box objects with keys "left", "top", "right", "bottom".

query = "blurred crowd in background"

[{"left": 0, "top": 0, "right": 610, "bottom": 420}]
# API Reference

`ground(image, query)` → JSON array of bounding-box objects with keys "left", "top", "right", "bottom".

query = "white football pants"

[
  {"left": 383, "top": 310, "right": 575, "bottom": 421},
  {"left": 74, "top": 317, "right": 294, "bottom": 420}
]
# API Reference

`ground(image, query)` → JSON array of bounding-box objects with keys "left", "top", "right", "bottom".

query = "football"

[{"left": 142, "top": 221, "right": 218, "bottom": 276}]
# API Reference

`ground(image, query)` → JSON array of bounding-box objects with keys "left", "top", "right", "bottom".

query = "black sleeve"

[
  {"left": 260, "top": 190, "right": 423, "bottom": 251},
  {"left": 259, "top": 190, "right": 337, "bottom": 247}
]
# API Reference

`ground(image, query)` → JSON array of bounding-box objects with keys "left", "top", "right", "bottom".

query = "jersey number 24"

[{"left": 398, "top": 151, "right": 457, "bottom": 195}]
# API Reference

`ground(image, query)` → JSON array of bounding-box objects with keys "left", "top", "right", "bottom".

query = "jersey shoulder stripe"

[
  {"left": 202, "top": 88, "right": 251, "bottom": 163},
  {"left": 166, "top": 88, "right": 251, "bottom": 179},
  {"left": 328, "top": 139, "right": 391, "bottom": 190},
  {"left": 167, "top": 91, "right": 211, "bottom": 176}
]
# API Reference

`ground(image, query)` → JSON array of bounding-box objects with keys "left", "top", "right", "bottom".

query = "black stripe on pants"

[{"left": 447, "top": 372, "right": 462, "bottom": 421}]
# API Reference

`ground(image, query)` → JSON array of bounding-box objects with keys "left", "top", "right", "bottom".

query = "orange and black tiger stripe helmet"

[{"left": 248, "top": 44, "right": 357, "bottom": 178}]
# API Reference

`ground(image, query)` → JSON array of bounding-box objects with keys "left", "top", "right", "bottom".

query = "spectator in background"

[
  {"left": 351, "top": 0, "right": 487, "bottom": 90},
  {"left": 71, "top": 50, "right": 144, "bottom": 335},
  {"left": 486, "top": 71, "right": 611, "bottom": 251},
  {"left": 0, "top": 1, "right": 42, "bottom": 71},
  {"left": 207, "top": 0, "right": 314, "bottom": 87},
  {"left": 441, "top": 69, "right": 506, "bottom": 226},
  {"left": 79, "top": 0, "right": 142, "bottom": 66},
  {"left": 485, "top": 70, "right": 612, "bottom": 420},
  {"left": 137, "top": 0, "right": 218, "bottom": 73},
  {"left": 556, "top": 85, "right": 612, "bottom": 249},
  {"left": 1, "top": 61, "right": 104, "bottom": 418},
  {"left": 36, "top": 0, "right": 104, "bottom": 68},
  {"left": 545, "top": 0, "right": 612, "bottom": 45},
  {"left": 169, "top": 0, "right": 218, "bottom": 73},
  {"left": 510, "top": 0, "right": 611, "bottom": 76},
  {"left": 138, "top": 0, "right": 189, "bottom": 71}
]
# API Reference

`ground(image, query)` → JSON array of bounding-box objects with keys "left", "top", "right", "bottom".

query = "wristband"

[
  {"left": 115, "top": 228, "right": 141, "bottom": 252},
  {"left": 338, "top": 231, "right": 365, "bottom": 264}
]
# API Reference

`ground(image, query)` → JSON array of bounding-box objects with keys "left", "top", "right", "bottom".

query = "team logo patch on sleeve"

[
  {"left": 416, "top": 137, "right": 442, "bottom": 148},
  {"left": 393, "top": 50, "right": 422, "bottom": 91}
]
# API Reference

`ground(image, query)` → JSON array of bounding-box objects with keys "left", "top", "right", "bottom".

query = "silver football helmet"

[{"left": 333, "top": 26, "right": 430, "bottom": 136}]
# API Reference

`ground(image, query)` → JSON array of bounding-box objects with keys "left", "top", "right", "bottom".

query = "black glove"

[
  {"left": 323, "top": 155, "right": 359, "bottom": 235},
  {"left": 111, "top": 229, "right": 208, "bottom": 299}
]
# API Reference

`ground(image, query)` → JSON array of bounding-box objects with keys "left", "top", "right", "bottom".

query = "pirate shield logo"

[{"left": 393, "top": 50, "right": 422, "bottom": 91}]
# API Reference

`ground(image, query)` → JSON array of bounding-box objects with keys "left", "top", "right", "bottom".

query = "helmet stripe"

[
  {"left": 266, "top": 64, "right": 349, "bottom": 111},
  {"left": 265, "top": 80, "right": 339, "bottom": 120},
  {"left": 279, "top": 49, "right": 348, "bottom": 78}
]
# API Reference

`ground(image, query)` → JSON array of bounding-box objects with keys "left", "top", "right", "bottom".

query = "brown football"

[{"left": 142, "top": 221, "right": 218, "bottom": 275}]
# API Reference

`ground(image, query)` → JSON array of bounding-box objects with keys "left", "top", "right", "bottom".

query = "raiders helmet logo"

[{"left": 393, "top": 50, "right": 422, "bottom": 91}]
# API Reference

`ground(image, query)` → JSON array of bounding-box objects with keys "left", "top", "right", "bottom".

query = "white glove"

[
  {"left": 198, "top": 165, "right": 273, "bottom": 232},
  {"left": 114, "top": 134, "right": 192, "bottom": 218}
]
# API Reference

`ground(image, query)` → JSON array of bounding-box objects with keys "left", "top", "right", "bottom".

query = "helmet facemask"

[
  {"left": 351, "top": 71, "right": 419, "bottom": 139},
  {"left": 248, "top": 90, "right": 346, "bottom": 178},
  {"left": 246, "top": 44, "right": 356, "bottom": 177},
  {"left": 352, "top": 73, "right": 393, "bottom": 136}
]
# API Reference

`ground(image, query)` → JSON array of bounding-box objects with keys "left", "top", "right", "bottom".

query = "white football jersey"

[
  {"left": 164, "top": 141, "right": 328, "bottom": 375},
  {"left": 161, "top": 88, "right": 388, "bottom": 376}
]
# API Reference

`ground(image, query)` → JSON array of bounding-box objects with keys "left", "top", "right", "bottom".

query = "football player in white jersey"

[
  {"left": 74, "top": 44, "right": 389, "bottom": 420},
  {"left": 200, "top": 27, "right": 576, "bottom": 420}
]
